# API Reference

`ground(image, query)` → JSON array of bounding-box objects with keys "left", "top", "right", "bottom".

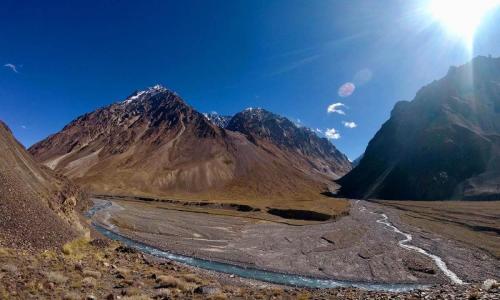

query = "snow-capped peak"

[
  {"left": 244, "top": 107, "right": 264, "bottom": 112},
  {"left": 123, "top": 84, "right": 169, "bottom": 104},
  {"left": 123, "top": 91, "right": 146, "bottom": 104},
  {"left": 150, "top": 84, "right": 167, "bottom": 92}
]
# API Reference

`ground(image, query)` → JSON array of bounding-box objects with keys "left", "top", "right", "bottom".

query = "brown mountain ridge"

[{"left": 29, "top": 85, "right": 351, "bottom": 203}]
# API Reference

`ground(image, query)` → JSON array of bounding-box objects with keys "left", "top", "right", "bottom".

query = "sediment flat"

[{"left": 91, "top": 198, "right": 499, "bottom": 285}]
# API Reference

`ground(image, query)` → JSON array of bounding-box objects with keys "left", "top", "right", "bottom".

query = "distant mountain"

[
  {"left": 338, "top": 56, "right": 500, "bottom": 200},
  {"left": 226, "top": 108, "right": 351, "bottom": 178},
  {"left": 203, "top": 112, "right": 232, "bottom": 128},
  {"left": 0, "top": 120, "right": 88, "bottom": 249},
  {"left": 30, "top": 85, "right": 351, "bottom": 202}
]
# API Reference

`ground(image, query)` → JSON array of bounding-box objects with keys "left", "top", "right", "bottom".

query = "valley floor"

[
  {"left": 91, "top": 198, "right": 499, "bottom": 286},
  {"left": 0, "top": 238, "right": 495, "bottom": 299},
  {"left": 1, "top": 198, "right": 499, "bottom": 299}
]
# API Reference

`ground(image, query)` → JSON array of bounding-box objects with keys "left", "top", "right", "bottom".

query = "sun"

[{"left": 428, "top": 0, "right": 499, "bottom": 44}]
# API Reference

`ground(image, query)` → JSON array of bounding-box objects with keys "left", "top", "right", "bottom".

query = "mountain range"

[
  {"left": 29, "top": 85, "right": 352, "bottom": 202},
  {"left": 338, "top": 56, "right": 500, "bottom": 200}
]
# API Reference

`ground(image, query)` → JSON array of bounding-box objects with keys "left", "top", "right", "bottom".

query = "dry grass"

[
  {"left": 208, "top": 293, "right": 228, "bottom": 300},
  {"left": 297, "top": 292, "right": 311, "bottom": 300},
  {"left": 0, "top": 248, "right": 11, "bottom": 256},
  {"left": 81, "top": 277, "right": 97, "bottom": 288},
  {"left": 181, "top": 273, "right": 204, "bottom": 284},
  {"left": 82, "top": 269, "right": 101, "bottom": 278},
  {"left": 62, "top": 291, "right": 81, "bottom": 300},
  {"left": 62, "top": 237, "right": 92, "bottom": 259},
  {"left": 0, "top": 264, "right": 17, "bottom": 274},
  {"left": 121, "top": 296, "right": 151, "bottom": 300},
  {"left": 379, "top": 200, "right": 500, "bottom": 258},
  {"left": 156, "top": 275, "right": 183, "bottom": 288},
  {"left": 44, "top": 271, "right": 68, "bottom": 284}
]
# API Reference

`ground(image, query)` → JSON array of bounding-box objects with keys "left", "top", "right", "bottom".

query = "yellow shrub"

[{"left": 62, "top": 237, "right": 91, "bottom": 259}]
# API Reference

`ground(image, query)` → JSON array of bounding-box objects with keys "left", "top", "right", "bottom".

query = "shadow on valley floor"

[
  {"left": 267, "top": 208, "right": 332, "bottom": 221},
  {"left": 94, "top": 194, "right": 349, "bottom": 225}
]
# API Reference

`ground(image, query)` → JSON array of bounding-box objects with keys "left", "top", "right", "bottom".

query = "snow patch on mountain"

[
  {"left": 123, "top": 84, "right": 169, "bottom": 104},
  {"left": 203, "top": 112, "right": 232, "bottom": 128}
]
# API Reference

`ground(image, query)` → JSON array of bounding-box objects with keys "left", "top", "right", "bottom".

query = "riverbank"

[
  {"left": 1, "top": 238, "right": 498, "bottom": 299},
  {"left": 89, "top": 198, "right": 498, "bottom": 286}
]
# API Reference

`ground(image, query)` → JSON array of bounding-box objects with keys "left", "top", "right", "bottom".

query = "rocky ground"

[
  {"left": 0, "top": 237, "right": 498, "bottom": 299},
  {"left": 91, "top": 199, "right": 498, "bottom": 285}
]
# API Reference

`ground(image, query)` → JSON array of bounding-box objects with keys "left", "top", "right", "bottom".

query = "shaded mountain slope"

[
  {"left": 29, "top": 86, "right": 351, "bottom": 202},
  {"left": 338, "top": 56, "right": 500, "bottom": 200},
  {"left": 0, "top": 120, "right": 88, "bottom": 249}
]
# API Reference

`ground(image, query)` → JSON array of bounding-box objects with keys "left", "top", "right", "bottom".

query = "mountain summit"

[
  {"left": 338, "top": 56, "right": 500, "bottom": 200},
  {"left": 29, "top": 86, "right": 351, "bottom": 201}
]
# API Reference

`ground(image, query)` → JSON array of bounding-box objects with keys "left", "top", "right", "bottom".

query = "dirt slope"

[{"left": 0, "top": 120, "right": 88, "bottom": 249}]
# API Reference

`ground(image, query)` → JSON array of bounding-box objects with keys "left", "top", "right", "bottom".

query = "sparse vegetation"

[
  {"left": 0, "top": 236, "right": 494, "bottom": 299},
  {"left": 62, "top": 237, "right": 92, "bottom": 258},
  {"left": 44, "top": 271, "right": 68, "bottom": 284}
]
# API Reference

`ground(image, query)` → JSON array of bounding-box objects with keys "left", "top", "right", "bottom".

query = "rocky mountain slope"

[
  {"left": 226, "top": 108, "right": 351, "bottom": 179},
  {"left": 338, "top": 56, "right": 500, "bottom": 200},
  {"left": 29, "top": 85, "right": 351, "bottom": 202},
  {"left": 203, "top": 112, "right": 232, "bottom": 128},
  {"left": 0, "top": 120, "right": 88, "bottom": 249}
]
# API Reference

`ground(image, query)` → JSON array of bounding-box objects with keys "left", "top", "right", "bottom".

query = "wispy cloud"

[
  {"left": 325, "top": 128, "right": 341, "bottom": 140},
  {"left": 315, "top": 128, "right": 323, "bottom": 134},
  {"left": 327, "top": 102, "right": 347, "bottom": 115},
  {"left": 4, "top": 63, "right": 19, "bottom": 73},
  {"left": 271, "top": 32, "right": 369, "bottom": 60},
  {"left": 266, "top": 32, "right": 368, "bottom": 77},
  {"left": 342, "top": 121, "right": 357, "bottom": 128},
  {"left": 21, "top": 125, "right": 27, "bottom": 129},
  {"left": 268, "top": 54, "right": 321, "bottom": 76}
]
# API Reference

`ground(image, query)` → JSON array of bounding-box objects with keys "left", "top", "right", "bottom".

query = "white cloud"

[
  {"left": 4, "top": 63, "right": 19, "bottom": 73},
  {"left": 315, "top": 128, "right": 322, "bottom": 133},
  {"left": 327, "top": 102, "right": 347, "bottom": 115},
  {"left": 21, "top": 125, "right": 27, "bottom": 129},
  {"left": 325, "top": 128, "right": 341, "bottom": 140},
  {"left": 342, "top": 121, "right": 357, "bottom": 128}
]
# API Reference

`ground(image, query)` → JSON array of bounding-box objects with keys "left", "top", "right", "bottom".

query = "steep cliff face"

[
  {"left": 0, "top": 120, "right": 88, "bottom": 249},
  {"left": 338, "top": 56, "right": 500, "bottom": 200},
  {"left": 29, "top": 86, "right": 351, "bottom": 201}
]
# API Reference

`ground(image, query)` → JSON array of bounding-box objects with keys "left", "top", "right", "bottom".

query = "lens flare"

[{"left": 428, "top": 0, "right": 500, "bottom": 45}]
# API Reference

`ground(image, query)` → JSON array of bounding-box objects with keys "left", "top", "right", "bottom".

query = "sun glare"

[{"left": 428, "top": 0, "right": 499, "bottom": 44}]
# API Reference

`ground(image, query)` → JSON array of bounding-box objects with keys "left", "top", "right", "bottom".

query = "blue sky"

[{"left": 1, "top": 0, "right": 499, "bottom": 160}]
